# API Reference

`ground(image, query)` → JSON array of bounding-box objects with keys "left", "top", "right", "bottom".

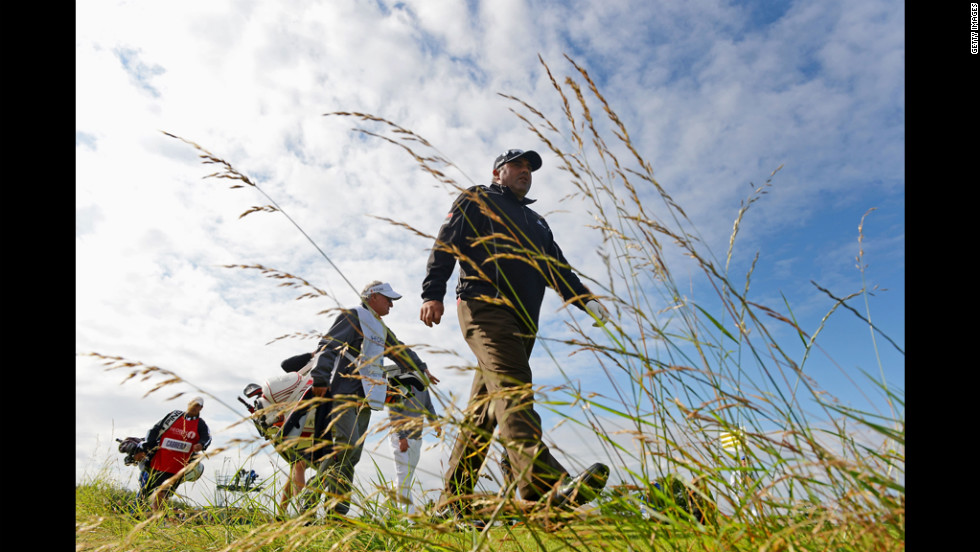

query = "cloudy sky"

[{"left": 76, "top": 0, "right": 904, "bottom": 513}]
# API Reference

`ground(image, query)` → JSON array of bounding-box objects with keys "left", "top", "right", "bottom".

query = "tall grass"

[{"left": 77, "top": 55, "right": 903, "bottom": 551}]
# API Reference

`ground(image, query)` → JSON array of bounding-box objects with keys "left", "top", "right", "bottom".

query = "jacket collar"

[{"left": 489, "top": 183, "right": 536, "bottom": 205}]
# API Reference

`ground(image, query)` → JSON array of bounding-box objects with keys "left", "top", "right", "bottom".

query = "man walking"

[
  {"left": 136, "top": 396, "right": 212, "bottom": 513},
  {"left": 304, "top": 280, "right": 437, "bottom": 516},
  {"left": 419, "top": 148, "right": 612, "bottom": 521}
]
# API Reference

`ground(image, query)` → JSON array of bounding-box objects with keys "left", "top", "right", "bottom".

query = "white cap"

[
  {"left": 189, "top": 396, "right": 205, "bottom": 407},
  {"left": 361, "top": 281, "right": 402, "bottom": 300}
]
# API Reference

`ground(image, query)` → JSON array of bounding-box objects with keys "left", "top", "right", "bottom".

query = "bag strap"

[
  {"left": 281, "top": 352, "right": 314, "bottom": 373},
  {"left": 159, "top": 410, "right": 185, "bottom": 434}
]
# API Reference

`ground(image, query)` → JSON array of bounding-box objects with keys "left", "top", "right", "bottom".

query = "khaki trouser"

[{"left": 443, "top": 298, "right": 568, "bottom": 507}]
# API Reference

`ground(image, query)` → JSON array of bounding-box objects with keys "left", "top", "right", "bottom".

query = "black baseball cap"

[{"left": 493, "top": 149, "right": 542, "bottom": 172}]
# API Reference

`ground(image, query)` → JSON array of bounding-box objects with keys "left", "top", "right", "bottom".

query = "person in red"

[{"left": 136, "top": 396, "right": 212, "bottom": 513}]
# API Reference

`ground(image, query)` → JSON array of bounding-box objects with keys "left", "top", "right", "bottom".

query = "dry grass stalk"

[{"left": 77, "top": 56, "right": 901, "bottom": 551}]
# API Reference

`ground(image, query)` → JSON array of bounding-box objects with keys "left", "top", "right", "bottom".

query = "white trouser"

[
  {"left": 729, "top": 474, "right": 758, "bottom": 518},
  {"left": 389, "top": 433, "right": 422, "bottom": 514}
]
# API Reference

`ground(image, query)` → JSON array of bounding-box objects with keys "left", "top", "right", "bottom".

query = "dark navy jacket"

[{"left": 422, "top": 183, "right": 593, "bottom": 333}]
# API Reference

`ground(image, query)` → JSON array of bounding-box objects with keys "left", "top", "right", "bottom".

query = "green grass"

[
  {"left": 77, "top": 55, "right": 903, "bottom": 551},
  {"left": 76, "top": 476, "right": 899, "bottom": 551}
]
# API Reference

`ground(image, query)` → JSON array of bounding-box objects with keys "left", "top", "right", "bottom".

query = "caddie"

[
  {"left": 303, "top": 280, "right": 439, "bottom": 516},
  {"left": 136, "top": 396, "right": 212, "bottom": 513}
]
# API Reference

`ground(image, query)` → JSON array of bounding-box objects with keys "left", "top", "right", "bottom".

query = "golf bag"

[
  {"left": 383, "top": 363, "right": 427, "bottom": 398},
  {"left": 238, "top": 352, "right": 326, "bottom": 465},
  {"left": 237, "top": 352, "right": 430, "bottom": 465}
]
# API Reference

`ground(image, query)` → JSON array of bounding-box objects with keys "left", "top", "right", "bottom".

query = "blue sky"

[{"left": 76, "top": 0, "right": 904, "bottom": 513}]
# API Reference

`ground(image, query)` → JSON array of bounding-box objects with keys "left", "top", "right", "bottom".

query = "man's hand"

[
  {"left": 586, "top": 299, "right": 611, "bottom": 327},
  {"left": 424, "top": 369, "right": 440, "bottom": 385},
  {"left": 312, "top": 386, "right": 329, "bottom": 397},
  {"left": 420, "top": 300, "right": 445, "bottom": 327},
  {"left": 192, "top": 443, "right": 203, "bottom": 453},
  {"left": 399, "top": 437, "right": 409, "bottom": 453}
]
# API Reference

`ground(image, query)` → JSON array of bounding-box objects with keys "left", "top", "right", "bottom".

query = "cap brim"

[{"left": 520, "top": 151, "right": 542, "bottom": 172}]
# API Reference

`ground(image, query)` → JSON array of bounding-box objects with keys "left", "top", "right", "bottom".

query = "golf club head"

[{"left": 243, "top": 382, "right": 263, "bottom": 398}]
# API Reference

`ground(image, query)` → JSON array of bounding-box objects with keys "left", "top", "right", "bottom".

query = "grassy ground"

[{"left": 75, "top": 479, "right": 902, "bottom": 551}]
